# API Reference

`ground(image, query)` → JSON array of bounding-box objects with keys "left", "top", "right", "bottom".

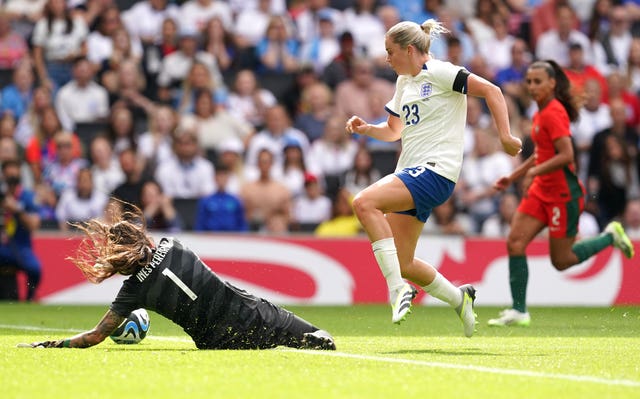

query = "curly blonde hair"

[{"left": 68, "top": 205, "right": 153, "bottom": 284}]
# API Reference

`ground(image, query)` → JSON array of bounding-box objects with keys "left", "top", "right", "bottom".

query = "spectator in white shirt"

[
  {"left": 156, "top": 27, "right": 224, "bottom": 104},
  {"left": 54, "top": 57, "right": 109, "bottom": 131},
  {"left": 233, "top": 0, "right": 274, "bottom": 49},
  {"left": 295, "top": 0, "right": 344, "bottom": 45},
  {"left": 245, "top": 104, "right": 310, "bottom": 169},
  {"left": 299, "top": 11, "right": 340, "bottom": 74},
  {"left": 154, "top": 121, "right": 215, "bottom": 199},
  {"left": 227, "top": 0, "right": 286, "bottom": 16},
  {"left": 86, "top": 6, "right": 143, "bottom": 68},
  {"left": 625, "top": 38, "right": 640, "bottom": 94},
  {"left": 281, "top": 139, "right": 308, "bottom": 198},
  {"left": 593, "top": 5, "right": 634, "bottom": 76},
  {"left": 178, "top": 0, "right": 233, "bottom": 32},
  {"left": 477, "top": 14, "right": 516, "bottom": 77},
  {"left": 535, "top": 3, "right": 591, "bottom": 68},
  {"left": 89, "top": 135, "right": 125, "bottom": 196},
  {"left": 292, "top": 172, "right": 332, "bottom": 230},
  {"left": 137, "top": 105, "right": 177, "bottom": 173},
  {"left": 31, "top": 0, "right": 88, "bottom": 91},
  {"left": 571, "top": 79, "right": 612, "bottom": 183},
  {"left": 121, "top": 0, "right": 180, "bottom": 46},
  {"left": 227, "top": 69, "right": 278, "bottom": 129},
  {"left": 56, "top": 167, "right": 109, "bottom": 231},
  {"left": 342, "top": 0, "right": 386, "bottom": 58}
]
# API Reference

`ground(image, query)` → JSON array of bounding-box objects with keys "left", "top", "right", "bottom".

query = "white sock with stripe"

[{"left": 422, "top": 271, "right": 462, "bottom": 307}]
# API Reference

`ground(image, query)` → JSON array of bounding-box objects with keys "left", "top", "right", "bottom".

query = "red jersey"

[
  {"left": 528, "top": 98, "right": 585, "bottom": 203},
  {"left": 25, "top": 134, "right": 83, "bottom": 167},
  {"left": 564, "top": 65, "right": 609, "bottom": 102}
]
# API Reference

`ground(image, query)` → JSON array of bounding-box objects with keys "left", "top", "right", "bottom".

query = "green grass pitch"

[{"left": 1, "top": 303, "right": 639, "bottom": 399}]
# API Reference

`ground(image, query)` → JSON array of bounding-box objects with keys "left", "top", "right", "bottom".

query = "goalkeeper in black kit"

[{"left": 22, "top": 206, "right": 335, "bottom": 350}]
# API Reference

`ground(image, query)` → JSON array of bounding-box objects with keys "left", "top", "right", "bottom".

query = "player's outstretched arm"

[
  {"left": 466, "top": 73, "right": 522, "bottom": 156},
  {"left": 19, "top": 310, "right": 125, "bottom": 349}
]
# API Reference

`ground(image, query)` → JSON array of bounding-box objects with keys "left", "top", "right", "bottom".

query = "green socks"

[
  {"left": 509, "top": 255, "right": 528, "bottom": 313},
  {"left": 572, "top": 233, "right": 614, "bottom": 263},
  {"left": 507, "top": 232, "right": 614, "bottom": 314}
]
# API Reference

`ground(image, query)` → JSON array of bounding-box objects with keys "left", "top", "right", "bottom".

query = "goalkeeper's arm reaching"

[{"left": 19, "top": 309, "right": 124, "bottom": 348}]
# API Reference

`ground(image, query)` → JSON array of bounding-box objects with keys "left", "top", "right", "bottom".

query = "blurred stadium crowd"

[{"left": 0, "top": 0, "right": 640, "bottom": 239}]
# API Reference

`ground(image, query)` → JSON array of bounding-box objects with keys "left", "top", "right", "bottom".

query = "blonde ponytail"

[
  {"left": 387, "top": 19, "right": 449, "bottom": 54},
  {"left": 420, "top": 19, "right": 449, "bottom": 39}
]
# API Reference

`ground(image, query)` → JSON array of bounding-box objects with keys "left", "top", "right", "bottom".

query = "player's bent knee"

[
  {"left": 351, "top": 194, "right": 371, "bottom": 217},
  {"left": 506, "top": 238, "right": 527, "bottom": 255},
  {"left": 551, "top": 258, "right": 573, "bottom": 271}
]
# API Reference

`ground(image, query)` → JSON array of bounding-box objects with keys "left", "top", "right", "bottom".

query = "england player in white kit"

[{"left": 346, "top": 19, "right": 521, "bottom": 337}]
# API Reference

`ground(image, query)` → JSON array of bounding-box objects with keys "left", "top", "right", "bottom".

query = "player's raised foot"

[
  {"left": 605, "top": 221, "right": 635, "bottom": 259},
  {"left": 487, "top": 308, "right": 531, "bottom": 327},
  {"left": 301, "top": 330, "right": 336, "bottom": 350},
  {"left": 455, "top": 284, "right": 477, "bottom": 337},
  {"left": 390, "top": 283, "right": 418, "bottom": 324}
]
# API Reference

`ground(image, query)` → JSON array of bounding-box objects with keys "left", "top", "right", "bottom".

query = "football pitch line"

[
  {"left": 295, "top": 350, "right": 640, "bottom": 388},
  {"left": 4, "top": 324, "right": 639, "bottom": 389}
]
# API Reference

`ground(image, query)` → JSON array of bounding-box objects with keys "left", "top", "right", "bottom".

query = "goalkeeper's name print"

[{"left": 136, "top": 239, "right": 173, "bottom": 282}]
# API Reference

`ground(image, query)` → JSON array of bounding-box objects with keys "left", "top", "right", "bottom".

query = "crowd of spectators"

[{"left": 0, "top": 0, "right": 639, "bottom": 240}]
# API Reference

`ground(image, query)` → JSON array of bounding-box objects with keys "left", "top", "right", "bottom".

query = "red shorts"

[{"left": 518, "top": 192, "right": 584, "bottom": 238}]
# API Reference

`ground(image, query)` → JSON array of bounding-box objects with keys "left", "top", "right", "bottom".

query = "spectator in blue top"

[
  {"left": 194, "top": 164, "right": 248, "bottom": 232},
  {"left": 255, "top": 15, "right": 299, "bottom": 75},
  {"left": 0, "top": 159, "right": 42, "bottom": 300},
  {"left": 387, "top": 0, "right": 438, "bottom": 25},
  {"left": 0, "top": 61, "right": 34, "bottom": 120},
  {"left": 494, "top": 38, "right": 530, "bottom": 113}
]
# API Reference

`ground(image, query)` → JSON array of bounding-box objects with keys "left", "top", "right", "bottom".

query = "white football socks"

[
  {"left": 372, "top": 238, "right": 406, "bottom": 296},
  {"left": 422, "top": 271, "right": 462, "bottom": 307}
]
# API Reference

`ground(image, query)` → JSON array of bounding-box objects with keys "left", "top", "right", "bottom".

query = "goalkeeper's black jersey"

[{"left": 110, "top": 237, "right": 304, "bottom": 349}]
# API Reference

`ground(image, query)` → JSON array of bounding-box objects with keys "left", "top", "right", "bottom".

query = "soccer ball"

[{"left": 110, "top": 308, "right": 150, "bottom": 344}]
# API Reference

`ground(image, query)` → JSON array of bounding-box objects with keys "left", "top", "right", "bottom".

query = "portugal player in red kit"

[{"left": 488, "top": 60, "right": 635, "bottom": 327}]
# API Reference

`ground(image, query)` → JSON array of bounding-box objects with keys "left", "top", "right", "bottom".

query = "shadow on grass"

[
  {"left": 381, "top": 348, "right": 506, "bottom": 357},
  {"left": 104, "top": 347, "right": 198, "bottom": 352}
]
